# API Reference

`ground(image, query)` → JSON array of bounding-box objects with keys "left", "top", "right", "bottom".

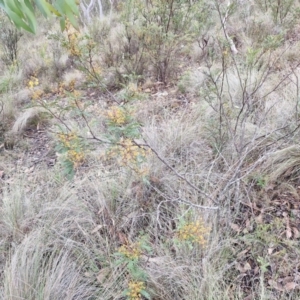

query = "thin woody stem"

[{"left": 132, "top": 139, "right": 218, "bottom": 206}]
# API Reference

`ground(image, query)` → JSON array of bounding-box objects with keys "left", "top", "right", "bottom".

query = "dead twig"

[{"left": 137, "top": 139, "right": 218, "bottom": 206}]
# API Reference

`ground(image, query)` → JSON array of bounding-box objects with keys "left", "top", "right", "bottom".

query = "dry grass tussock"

[
  {"left": 2, "top": 1, "right": 300, "bottom": 299},
  {"left": 11, "top": 107, "right": 49, "bottom": 134}
]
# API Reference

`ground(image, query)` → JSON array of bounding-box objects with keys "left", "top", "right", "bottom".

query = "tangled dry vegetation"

[{"left": 2, "top": 0, "right": 300, "bottom": 299}]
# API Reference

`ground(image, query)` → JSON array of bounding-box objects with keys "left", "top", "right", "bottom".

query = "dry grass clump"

[
  {"left": 260, "top": 145, "right": 300, "bottom": 183},
  {"left": 11, "top": 107, "right": 49, "bottom": 134},
  {"left": 12, "top": 89, "right": 32, "bottom": 106},
  {"left": 2, "top": 230, "right": 97, "bottom": 300},
  {"left": 63, "top": 69, "right": 85, "bottom": 88},
  {"left": 177, "top": 68, "right": 208, "bottom": 95},
  {"left": 0, "top": 95, "right": 16, "bottom": 128},
  {"left": 0, "top": 170, "right": 120, "bottom": 298}
]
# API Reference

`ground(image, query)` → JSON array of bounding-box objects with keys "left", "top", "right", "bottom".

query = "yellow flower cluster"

[
  {"left": 67, "top": 32, "right": 81, "bottom": 57},
  {"left": 71, "top": 39, "right": 80, "bottom": 56},
  {"left": 134, "top": 166, "right": 150, "bottom": 177},
  {"left": 107, "top": 138, "right": 149, "bottom": 172},
  {"left": 64, "top": 20, "right": 81, "bottom": 57},
  {"left": 27, "top": 76, "right": 39, "bottom": 89},
  {"left": 127, "top": 82, "right": 140, "bottom": 98},
  {"left": 72, "top": 90, "right": 82, "bottom": 98},
  {"left": 118, "top": 242, "right": 142, "bottom": 260},
  {"left": 53, "top": 81, "right": 80, "bottom": 97},
  {"left": 127, "top": 281, "right": 145, "bottom": 300},
  {"left": 68, "top": 79, "right": 76, "bottom": 92},
  {"left": 177, "top": 219, "right": 210, "bottom": 246},
  {"left": 116, "top": 138, "right": 148, "bottom": 167},
  {"left": 31, "top": 89, "right": 44, "bottom": 100},
  {"left": 57, "top": 132, "right": 85, "bottom": 168},
  {"left": 106, "top": 106, "right": 127, "bottom": 125},
  {"left": 67, "top": 149, "right": 85, "bottom": 167},
  {"left": 55, "top": 82, "right": 65, "bottom": 96},
  {"left": 65, "top": 20, "right": 81, "bottom": 56},
  {"left": 57, "top": 132, "right": 78, "bottom": 148}
]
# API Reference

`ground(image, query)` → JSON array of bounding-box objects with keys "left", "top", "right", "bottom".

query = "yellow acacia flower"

[
  {"left": 57, "top": 132, "right": 85, "bottom": 168},
  {"left": 31, "top": 89, "right": 43, "bottom": 100},
  {"left": 127, "top": 281, "right": 145, "bottom": 300},
  {"left": 118, "top": 242, "right": 142, "bottom": 260},
  {"left": 106, "top": 106, "right": 127, "bottom": 125},
  {"left": 27, "top": 76, "right": 39, "bottom": 89},
  {"left": 177, "top": 219, "right": 210, "bottom": 246}
]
